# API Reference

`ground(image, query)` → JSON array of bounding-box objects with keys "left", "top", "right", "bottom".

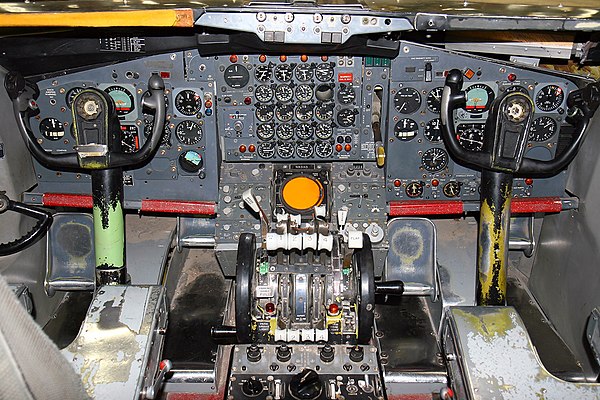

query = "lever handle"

[
  {"left": 143, "top": 359, "right": 172, "bottom": 400},
  {"left": 375, "top": 280, "right": 404, "bottom": 296}
]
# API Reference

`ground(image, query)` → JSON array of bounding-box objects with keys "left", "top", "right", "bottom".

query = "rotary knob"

[
  {"left": 289, "top": 369, "right": 323, "bottom": 400},
  {"left": 241, "top": 377, "right": 263, "bottom": 397},
  {"left": 276, "top": 344, "right": 292, "bottom": 362},
  {"left": 319, "top": 344, "right": 334, "bottom": 363}
]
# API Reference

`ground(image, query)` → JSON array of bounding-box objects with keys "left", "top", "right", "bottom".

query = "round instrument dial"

[
  {"left": 465, "top": 84, "right": 495, "bottom": 113},
  {"left": 179, "top": 150, "right": 203, "bottom": 173},
  {"left": 421, "top": 148, "right": 449, "bottom": 172},
  {"left": 255, "top": 85, "right": 274, "bottom": 103},
  {"left": 295, "top": 123, "right": 313, "bottom": 140},
  {"left": 337, "top": 108, "right": 356, "bottom": 127},
  {"left": 276, "top": 104, "right": 294, "bottom": 122},
  {"left": 275, "top": 84, "right": 294, "bottom": 102},
  {"left": 315, "top": 141, "right": 333, "bottom": 158},
  {"left": 224, "top": 64, "right": 250, "bottom": 88},
  {"left": 39, "top": 117, "right": 65, "bottom": 140},
  {"left": 257, "top": 141, "right": 276, "bottom": 158},
  {"left": 394, "top": 87, "right": 421, "bottom": 114},
  {"left": 254, "top": 64, "right": 272, "bottom": 82},
  {"left": 281, "top": 175, "right": 324, "bottom": 212},
  {"left": 315, "top": 123, "right": 333, "bottom": 139},
  {"left": 457, "top": 124, "right": 485, "bottom": 152},
  {"left": 175, "top": 90, "right": 201, "bottom": 116},
  {"left": 506, "top": 85, "right": 528, "bottom": 94},
  {"left": 277, "top": 141, "right": 295, "bottom": 158},
  {"left": 295, "top": 64, "right": 313, "bottom": 81},
  {"left": 256, "top": 123, "right": 275, "bottom": 140},
  {"left": 120, "top": 125, "right": 139, "bottom": 153},
  {"left": 315, "top": 103, "right": 334, "bottom": 121},
  {"left": 424, "top": 118, "right": 442, "bottom": 143},
  {"left": 394, "top": 118, "right": 418, "bottom": 141},
  {"left": 175, "top": 120, "right": 203, "bottom": 145},
  {"left": 296, "top": 142, "right": 314, "bottom": 158},
  {"left": 295, "top": 104, "right": 313, "bottom": 121},
  {"left": 274, "top": 64, "right": 294, "bottom": 82},
  {"left": 295, "top": 84, "right": 313, "bottom": 102},
  {"left": 315, "top": 63, "right": 334, "bottom": 82},
  {"left": 405, "top": 182, "right": 423, "bottom": 198},
  {"left": 426, "top": 87, "right": 443, "bottom": 113},
  {"left": 529, "top": 116, "right": 557, "bottom": 142},
  {"left": 443, "top": 181, "right": 461, "bottom": 198},
  {"left": 276, "top": 123, "right": 294, "bottom": 140},
  {"left": 535, "top": 85, "right": 564, "bottom": 112},
  {"left": 65, "top": 87, "right": 84, "bottom": 108},
  {"left": 105, "top": 86, "right": 135, "bottom": 116},
  {"left": 337, "top": 85, "right": 356, "bottom": 105},
  {"left": 255, "top": 104, "right": 274, "bottom": 122}
]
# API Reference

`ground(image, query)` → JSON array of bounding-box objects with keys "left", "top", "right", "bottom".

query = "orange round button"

[{"left": 281, "top": 176, "right": 324, "bottom": 212}]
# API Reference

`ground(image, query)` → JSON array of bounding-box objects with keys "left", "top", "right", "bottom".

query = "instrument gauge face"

[
  {"left": 443, "top": 181, "right": 461, "bottom": 198},
  {"left": 394, "top": 118, "right": 418, "bottom": 141},
  {"left": 535, "top": 85, "right": 564, "bottom": 112},
  {"left": 295, "top": 123, "right": 313, "bottom": 140},
  {"left": 315, "top": 63, "right": 334, "bottom": 82},
  {"left": 277, "top": 141, "right": 295, "bottom": 158},
  {"left": 105, "top": 86, "right": 135, "bottom": 116},
  {"left": 506, "top": 85, "right": 528, "bottom": 94},
  {"left": 464, "top": 84, "right": 495, "bottom": 113},
  {"left": 336, "top": 108, "right": 356, "bottom": 127},
  {"left": 405, "top": 181, "right": 424, "bottom": 198},
  {"left": 223, "top": 64, "right": 250, "bottom": 88},
  {"left": 254, "top": 64, "right": 272, "bottom": 82},
  {"left": 175, "top": 90, "right": 201, "bottom": 116},
  {"left": 120, "top": 125, "right": 139, "bottom": 153},
  {"left": 529, "top": 116, "right": 557, "bottom": 142},
  {"left": 257, "top": 141, "right": 276, "bottom": 158},
  {"left": 255, "top": 85, "right": 274, "bottom": 103},
  {"left": 255, "top": 104, "right": 274, "bottom": 122},
  {"left": 175, "top": 120, "right": 203, "bottom": 145},
  {"left": 315, "top": 103, "right": 334, "bottom": 121},
  {"left": 421, "top": 148, "right": 449, "bottom": 172},
  {"left": 256, "top": 123, "right": 275, "bottom": 141},
  {"left": 394, "top": 87, "right": 421, "bottom": 114},
  {"left": 275, "top": 104, "right": 294, "bottom": 122},
  {"left": 295, "top": 84, "right": 313, "bottom": 102},
  {"left": 276, "top": 123, "right": 294, "bottom": 140},
  {"left": 315, "top": 141, "right": 333, "bottom": 158},
  {"left": 295, "top": 64, "right": 313, "bottom": 81},
  {"left": 179, "top": 150, "right": 203, "bottom": 173},
  {"left": 295, "top": 104, "right": 313, "bottom": 122},
  {"left": 65, "top": 87, "right": 84, "bottom": 108},
  {"left": 424, "top": 118, "right": 442, "bottom": 143},
  {"left": 315, "top": 123, "right": 333, "bottom": 140},
  {"left": 457, "top": 123, "right": 485, "bottom": 152},
  {"left": 296, "top": 141, "right": 314, "bottom": 158},
  {"left": 426, "top": 87, "right": 443, "bottom": 113},
  {"left": 39, "top": 117, "right": 65, "bottom": 140},
  {"left": 274, "top": 64, "right": 294, "bottom": 82},
  {"left": 337, "top": 85, "right": 356, "bottom": 105},
  {"left": 275, "top": 84, "right": 294, "bottom": 102}
]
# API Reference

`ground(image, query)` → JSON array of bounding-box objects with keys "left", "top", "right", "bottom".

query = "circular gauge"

[
  {"left": 120, "top": 125, "right": 139, "bottom": 153},
  {"left": 529, "top": 116, "right": 557, "bottom": 142},
  {"left": 421, "top": 148, "right": 449, "bottom": 172},
  {"left": 277, "top": 123, "right": 294, "bottom": 140},
  {"left": 315, "top": 103, "right": 334, "bottom": 121},
  {"left": 255, "top": 104, "right": 274, "bottom": 122},
  {"left": 296, "top": 123, "right": 313, "bottom": 140},
  {"left": 281, "top": 175, "right": 324, "bottom": 212},
  {"left": 394, "top": 118, "right": 418, "bottom": 141},
  {"left": 315, "top": 123, "right": 333, "bottom": 139},
  {"left": 506, "top": 85, "right": 528, "bottom": 94},
  {"left": 295, "top": 84, "right": 313, "bottom": 102},
  {"left": 536, "top": 85, "right": 564, "bottom": 112},
  {"left": 255, "top": 85, "right": 274, "bottom": 103},
  {"left": 274, "top": 64, "right": 294, "bottom": 82},
  {"left": 424, "top": 118, "right": 442, "bottom": 143},
  {"left": 337, "top": 109, "right": 356, "bottom": 127},
  {"left": 105, "top": 86, "right": 135, "bottom": 116},
  {"left": 296, "top": 142, "right": 314, "bottom": 158},
  {"left": 224, "top": 64, "right": 250, "bottom": 88},
  {"left": 405, "top": 182, "right": 423, "bottom": 198},
  {"left": 465, "top": 84, "right": 495, "bottom": 113},
  {"left": 394, "top": 87, "right": 421, "bottom": 114},
  {"left": 175, "top": 90, "right": 201, "bottom": 116},
  {"left": 39, "top": 118, "right": 64, "bottom": 140},
  {"left": 315, "top": 63, "right": 334, "bottom": 82},
  {"left": 457, "top": 124, "right": 485, "bottom": 151},
  {"left": 258, "top": 141, "right": 276, "bottom": 158},
  {"left": 295, "top": 64, "right": 313, "bottom": 81},
  {"left": 179, "top": 150, "right": 203, "bottom": 173},
  {"left": 315, "top": 141, "right": 333, "bottom": 158},
  {"left": 337, "top": 85, "right": 356, "bottom": 104},
  {"left": 65, "top": 87, "right": 84, "bottom": 108},
  {"left": 276, "top": 104, "right": 294, "bottom": 122},
  {"left": 426, "top": 87, "right": 443, "bottom": 113},
  {"left": 277, "top": 141, "right": 295, "bottom": 158},
  {"left": 175, "top": 120, "right": 203, "bottom": 145},
  {"left": 254, "top": 64, "right": 272, "bottom": 82},
  {"left": 256, "top": 123, "right": 275, "bottom": 140},
  {"left": 295, "top": 104, "right": 313, "bottom": 122},
  {"left": 144, "top": 116, "right": 172, "bottom": 148},
  {"left": 443, "top": 181, "right": 461, "bottom": 198},
  {"left": 275, "top": 84, "right": 294, "bottom": 102}
]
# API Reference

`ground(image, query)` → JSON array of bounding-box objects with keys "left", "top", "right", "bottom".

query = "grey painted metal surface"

[{"left": 444, "top": 306, "right": 600, "bottom": 400}]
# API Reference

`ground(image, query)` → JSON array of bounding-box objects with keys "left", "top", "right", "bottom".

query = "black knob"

[
  {"left": 289, "top": 369, "right": 323, "bottom": 400},
  {"left": 247, "top": 344, "right": 261, "bottom": 363},
  {"left": 444, "top": 69, "right": 464, "bottom": 94},
  {"left": 241, "top": 377, "right": 263, "bottom": 397},
  {"left": 375, "top": 280, "right": 405, "bottom": 296},
  {"left": 349, "top": 345, "right": 364, "bottom": 362},
  {"left": 276, "top": 344, "right": 292, "bottom": 362},
  {"left": 319, "top": 344, "right": 334, "bottom": 363}
]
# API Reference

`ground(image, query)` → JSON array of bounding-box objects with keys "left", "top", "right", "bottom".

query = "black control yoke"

[{"left": 0, "top": 193, "right": 52, "bottom": 256}]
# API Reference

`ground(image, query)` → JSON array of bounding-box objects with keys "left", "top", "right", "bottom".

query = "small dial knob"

[
  {"left": 246, "top": 344, "right": 262, "bottom": 363},
  {"left": 349, "top": 345, "right": 364, "bottom": 362},
  {"left": 241, "top": 377, "right": 263, "bottom": 397},
  {"left": 319, "top": 344, "right": 334, "bottom": 363},
  {"left": 276, "top": 344, "right": 292, "bottom": 362},
  {"left": 289, "top": 369, "right": 323, "bottom": 400}
]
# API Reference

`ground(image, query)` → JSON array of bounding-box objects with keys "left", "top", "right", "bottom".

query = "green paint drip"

[{"left": 93, "top": 200, "right": 124, "bottom": 269}]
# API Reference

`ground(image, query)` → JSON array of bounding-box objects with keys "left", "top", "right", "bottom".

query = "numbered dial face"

[
  {"left": 175, "top": 90, "right": 201, "bottom": 116},
  {"left": 424, "top": 118, "right": 442, "bottom": 143},
  {"left": 465, "top": 84, "right": 495, "bottom": 113},
  {"left": 257, "top": 141, "right": 276, "bottom": 158},
  {"left": 255, "top": 85, "right": 274, "bottom": 103},
  {"left": 295, "top": 123, "right": 313, "bottom": 140},
  {"left": 224, "top": 64, "right": 250, "bottom": 88},
  {"left": 296, "top": 142, "right": 314, "bottom": 158},
  {"left": 295, "top": 64, "right": 313, "bottom": 81},
  {"left": 315, "top": 63, "right": 334, "bottom": 82},
  {"left": 276, "top": 124, "right": 294, "bottom": 140},
  {"left": 175, "top": 120, "right": 203, "bottom": 145},
  {"left": 337, "top": 109, "right": 356, "bottom": 127},
  {"left": 405, "top": 182, "right": 424, "bottom": 198},
  {"left": 337, "top": 85, "right": 356, "bottom": 104},
  {"left": 529, "top": 116, "right": 558, "bottom": 142},
  {"left": 65, "top": 87, "right": 84, "bottom": 108},
  {"left": 315, "top": 103, "right": 334, "bottom": 121},
  {"left": 39, "top": 118, "right": 64, "bottom": 140},
  {"left": 277, "top": 141, "right": 295, "bottom": 158},
  {"left": 120, "top": 125, "right": 139, "bottom": 153},
  {"left": 144, "top": 117, "right": 172, "bottom": 148},
  {"left": 426, "top": 87, "right": 443, "bottom": 113},
  {"left": 457, "top": 124, "right": 485, "bottom": 152},
  {"left": 315, "top": 123, "right": 333, "bottom": 139},
  {"left": 394, "top": 118, "right": 418, "bottom": 141},
  {"left": 295, "top": 104, "right": 313, "bottom": 121},
  {"left": 421, "top": 148, "right": 449, "bottom": 172},
  {"left": 254, "top": 64, "right": 272, "bottom": 82},
  {"left": 256, "top": 123, "right": 275, "bottom": 140},
  {"left": 295, "top": 84, "right": 313, "bottom": 102},
  {"left": 275, "top": 84, "right": 294, "bottom": 102},
  {"left": 443, "top": 181, "right": 461, "bottom": 198},
  {"left": 315, "top": 141, "right": 333, "bottom": 158},
  {"left": 274, "top": 64, "right": 294, "bottom": 82},
  {"left": 255, "top": 104, "right": 274, "bottom": 122},
  {"left": 394, "top": 87, "right": 421, "bottom": 114},
  {"left": 535, "top": 85, "right": 564, "bottom": 112},
  {"left": 276, "top": 104, "right": 294, "bottom": 122},
  {"left": 105, "top": 86, "right": 135, "bottom": 116}
]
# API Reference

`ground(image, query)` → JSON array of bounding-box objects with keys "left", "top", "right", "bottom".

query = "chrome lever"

[{"left": 142, "top": 359, "right": 172, "bottom": 400}]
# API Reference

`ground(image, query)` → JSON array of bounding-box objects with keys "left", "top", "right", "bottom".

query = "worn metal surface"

[
  {"left": 63, "top": 285, "right": 168, "bottom": 400},
  {"left": 444, "top": 306, "right": 600, "bottom": 399}
]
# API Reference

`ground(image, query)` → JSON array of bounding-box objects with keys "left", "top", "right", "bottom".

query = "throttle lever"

[{"left": 142, "top": 359, "right": 172, "bottom": 400}]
